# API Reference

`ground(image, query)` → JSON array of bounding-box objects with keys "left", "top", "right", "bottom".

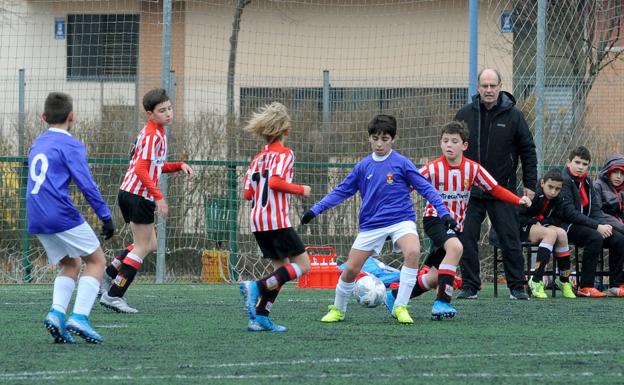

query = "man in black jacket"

[
  {"left": 455, "top": 68, "right": 537, "bottom": 300},
  {"left": 554, "top": 146, "right": 624, "bottom": 297}
]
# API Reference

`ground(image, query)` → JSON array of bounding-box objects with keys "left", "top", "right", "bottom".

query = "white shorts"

[
  {"left": 352, "top": 220, "right": 419, "bottom": 256},
  {"left": 36, "top": 222, "right": 101, "bottom": 265}
]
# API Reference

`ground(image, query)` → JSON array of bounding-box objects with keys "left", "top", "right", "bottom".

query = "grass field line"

[
  {"left": 2, "top": 370, "right": 624, "bottom": 382},
  {"left": 0, "top": 349, "right": 614, "bottom": 380}
]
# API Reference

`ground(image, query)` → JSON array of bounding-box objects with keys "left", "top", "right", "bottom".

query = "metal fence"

[{"left": 1, "top": 0, "right": 623, "bottom": 283}]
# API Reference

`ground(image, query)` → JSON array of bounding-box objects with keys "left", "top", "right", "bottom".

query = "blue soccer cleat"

[
  {"left": 239, "top": 281, "right": 259, "bottom": 320},
  {"left": 384, "top": 290, "right": 396, "bottom": 315},
  {"left": 247, "top": 315, "right": 287, "bottom": 332},
  {"left": 66, "top": 313, "right": 102, "bottom": 344},
  {"left": 43, "top": 308, "right": 75, "bottom": 344},
  {"left": 431, "top": 300, "right": 458, "bottom": 320}
]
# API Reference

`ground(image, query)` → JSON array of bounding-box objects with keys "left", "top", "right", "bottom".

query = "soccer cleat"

[
  {"left": 56, "top": 329, "right": 76, "bottom": 344},
  {"left": 456, "top": 287, "right": 478, "bottom": 299},
  {"left": 384, "top": 290, "right": 396, "bottom": 315},
  {"left": 239, "top": 281, "right": 259, "bottom": 320},
  {"left": 320, "top": 305, "right": 345, "bottom": 323},
  {"left": 100, "top": 292, "right": 138, "bottom": 313},
  {"left": 43, "top": 308, "right": 74, "bottom": 343},
  {"left": 555, "top": 278, "right": 576, "bottom": 298},
  {"left": 608, "top": 285, "right": 624, "bottom": 297},
  {"left": 509, "top": 288, "right": 530, "bottom": 300},
  {"left": 528, "top": 279, "right": 548, "bottom": 299},
  {"left": 66, "top": 313, "right": 102, "bottom": 344},
  {"left": 392, "top": 304, "right": 414, "bottom": 324},
  {"left": 431, "top": 300, "right": 458, "bottom": 320},
  {"left": 576, "top": 287, "right": 607, "bottom": 298},
  {"left": 99, "top": 272, "right": 112, "bottom": 297},
  {"left": 247, "top": 315, "right": 287, "bottom": 332}
]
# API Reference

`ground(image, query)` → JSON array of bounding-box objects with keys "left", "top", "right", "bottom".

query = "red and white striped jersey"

[
  {"left": 243, "top": 141, "right": 296, "bottom": 232},
  {"left": 419, "top": 156, "right": 498, "bottom": 230},
  {"left": 119, "top": 120, "right": 167, "bottom": 200}
]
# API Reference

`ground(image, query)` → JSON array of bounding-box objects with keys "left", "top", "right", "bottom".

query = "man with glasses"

[{"left": 454, "top": 68, "right": 537, "bottom": 300}]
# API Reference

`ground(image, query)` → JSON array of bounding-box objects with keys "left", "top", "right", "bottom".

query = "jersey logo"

[
  {"left": 386, "top": 172, "right": 394, "bottom": 185},
  {"left": 367, "top": 174, "right": 373, "bottom": 180},
  {"left": 496, "top": 123, "right": 506, "bottom": 127},
  {"left": 464, "top": 179, "right": 470, "bottom": 189}
]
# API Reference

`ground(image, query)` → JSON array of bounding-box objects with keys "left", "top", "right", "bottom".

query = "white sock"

[
  {"left": 395, "top": 266, "right": 418, "bottom": 307},
  {"left": 334, "top": 277, "right": 356, "bottom": 312},
  {"left": 72, "top": 276, "right": 100, "bottom": 316},
  {"left": 291, "top": 262, "right": 303, "bottom": 277},
  {"left": 52, "top": 276, "right": 75, "bottom": 313}
]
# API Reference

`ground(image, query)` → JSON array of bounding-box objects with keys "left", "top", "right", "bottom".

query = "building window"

[{"left": 67, "top": 14, "right": 139, "bottom": 81}]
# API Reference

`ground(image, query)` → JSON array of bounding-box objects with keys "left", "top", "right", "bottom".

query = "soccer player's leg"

[
  {"left": 66, "top": 245, "right": 105, "bottom": 344},
  {"left": 44, "top": 255, "right": 79, "bottom": 344},
  {"left": 386, "top": 265, "right": 436, "bottom": 315},
  {"left": 527, "top": 224, "right": 556, "bottom": 299},
  {"left": 243, "top": 229, "right": 307, "bottom": 327},
  {"left": 102, "top": 223, "right": 152, "bottom": 313},
  {"left": 321, "top": 248, "right": 372, "bottom": 322},
  {"left": 432, "top": 237, "right": 461, "bottom": 320},
  {"left": 249, "top": 249, "right": 308, "bottom": 332},
  {"left": 101, "top": 244, "right": 134, "bottom": 296},
  {"left": 552, "top": 227, "right": 575, "bottom": 298},
  {"left": 393, "top": 229, "right": 421, "bottom": 324}
]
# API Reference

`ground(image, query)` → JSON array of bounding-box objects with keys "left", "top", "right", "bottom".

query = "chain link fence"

[{"left": 0, "top": 0, "right": 622, "bottom": 283}]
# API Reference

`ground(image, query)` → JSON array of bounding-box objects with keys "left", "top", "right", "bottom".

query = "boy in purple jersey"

[
  {"left": 301, "top": 115, "right": 457, "bottom": 324},
  {"left": 27, "top": 92, "right": 114, "bottom": 344}
]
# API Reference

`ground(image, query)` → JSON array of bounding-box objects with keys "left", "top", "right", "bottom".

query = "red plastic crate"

[{"left": 297, "top": 246, "right": 342, "bottom": 289}]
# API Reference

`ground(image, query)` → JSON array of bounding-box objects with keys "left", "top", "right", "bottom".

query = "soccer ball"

[{"left": 353, "top": 275, "right": 386, "bottom": 308}]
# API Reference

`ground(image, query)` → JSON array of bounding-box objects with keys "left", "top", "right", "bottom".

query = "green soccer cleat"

[
  {"left": 528, "top": 279, "right": 548, "bottom": 299},
  {"left": 555, "top": 278, "right": 576, "bottom": 299},
  {"left": 392, "top": 304, "right": 414, "bottom": 324},
  {"left": 320, "top": 305, "right": 345, "bottom": 323}
]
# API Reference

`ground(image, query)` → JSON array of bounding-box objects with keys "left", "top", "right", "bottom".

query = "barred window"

[{"left": 67, "top": 14, "right": 139, "bottom": 81}]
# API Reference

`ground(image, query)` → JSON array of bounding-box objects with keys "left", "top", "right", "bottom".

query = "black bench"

[{"left": 491, "top": 239, "right": 608, "bottom": 297}]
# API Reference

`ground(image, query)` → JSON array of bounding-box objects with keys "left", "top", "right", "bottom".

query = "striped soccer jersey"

[
  {"left": 420, "top": 156, "right": 499, "bottom": 230},
  {"left": 119, "top": 120, "right": 168, "bottom": 200},
  {"left": 243, "top": 141, "right": 297, "bottom": 232}
]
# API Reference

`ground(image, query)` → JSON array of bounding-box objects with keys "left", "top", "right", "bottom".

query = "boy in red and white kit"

[
  {"left": 239, "top": 102, "right": 311, "bottom": 332},
  {"left": 386, "top": 121, "right": 531, "bottom": 319},
  {"left": 100, "top": 88, "right": 193, "bottom": 313}
]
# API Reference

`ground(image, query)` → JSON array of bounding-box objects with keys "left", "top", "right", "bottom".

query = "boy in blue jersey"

[
  {"left": 301, "top": 114, "right": 457, "bottom": 324},
  {"left": 27, "top": 92, "right": 114, "bottom": 344}
]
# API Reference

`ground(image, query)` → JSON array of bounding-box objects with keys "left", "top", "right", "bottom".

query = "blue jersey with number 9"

[{"left": 26, "top": 128, "right": 111, "bottom": 234}]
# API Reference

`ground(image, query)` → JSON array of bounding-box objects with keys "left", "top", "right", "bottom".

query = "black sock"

[
  {"left": 256, "top": 288, "right": 281, "bottom": 316},
  {"left": 108, "top": 263, "right": 139, "bottom": 298},
  {"left": 106, "top": 247, "right": 132, "bottom": 279},
  {"left": 532, "top": 246, "right": 551, "bottom": 282},
  {"left": 557, "top": 256, "right": 572, "bottom": 282},
  {"left": 437, "top": 273, "right": 455, "bottom": 303},
  {"left": 257, "top": 264, "right": 297, "bottom": 294}
]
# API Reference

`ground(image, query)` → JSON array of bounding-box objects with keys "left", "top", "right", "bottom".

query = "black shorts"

[
  {"left": 253, "top": 227, "right": 306, "bottom": 260},
  {"left": 519, "top": 222, "right": 549, "bottom": 243},
  {"left": 422, "top": 216, "right": 459, "bottom": 268},
  {"left": 118, "top": 190, "right": 156, "bottom": 224}
]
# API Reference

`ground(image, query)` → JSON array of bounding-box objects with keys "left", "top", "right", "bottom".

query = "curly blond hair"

[{"left": 244, "top": 102, "right": 291, "bottom": 142}]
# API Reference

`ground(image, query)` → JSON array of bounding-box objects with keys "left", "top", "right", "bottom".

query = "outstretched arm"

[{"left": 309, "top": 166, "right": 359, "bottom": 216}]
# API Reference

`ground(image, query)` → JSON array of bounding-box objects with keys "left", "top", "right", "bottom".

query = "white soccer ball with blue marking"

[{"left": 353, "top": 275, "right": 386, "bottom": 308}]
